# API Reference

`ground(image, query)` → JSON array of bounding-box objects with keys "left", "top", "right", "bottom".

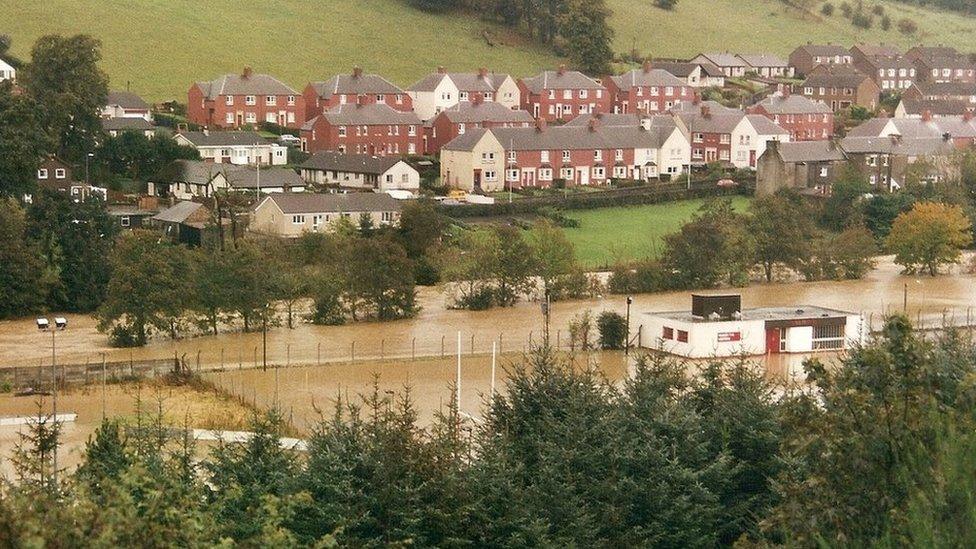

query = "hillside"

[{"left": 3, "top": 0, "right": 976, "bottom": 102}]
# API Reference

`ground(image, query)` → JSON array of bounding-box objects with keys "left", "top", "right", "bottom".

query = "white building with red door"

[{"left": 639, "top": 294, "right": 863, "bottom": 358}]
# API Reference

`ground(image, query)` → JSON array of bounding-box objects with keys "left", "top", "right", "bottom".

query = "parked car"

[
  {"left": 278, "top": 134, "right": 301, "bottom": 146},
  {"left": 717, "top": 178, "right": 738, "bottom": 188}
]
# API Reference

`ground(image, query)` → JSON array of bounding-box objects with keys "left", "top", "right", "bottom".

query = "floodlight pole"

[{"left": 51, "top": 327, "right": 58, "bottom": 486}]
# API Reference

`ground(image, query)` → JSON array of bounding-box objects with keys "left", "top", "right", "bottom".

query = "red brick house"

[
  {"left": 605, "top": 62, "right": 695, "bottom": 115},
  {"left": 188, "top": 67, "right": 303, "bottom": 129},
  {"left": 518, "top": 66, "right": 610, "bottom": 122},
  {"left": 300, "top": 101, "right": 423, "bottom": 156},
  {"left": 748, "top": 92, "right": 833, "bottom": 141},
  {"left": 797, "top": 65, "right": 880, "bottom": 111},
  {"left": 425, "top": 98, "right": 533, "bottom": 154},
  {"left": 302, "top": 67, "right": 410, "bottom": 122}
]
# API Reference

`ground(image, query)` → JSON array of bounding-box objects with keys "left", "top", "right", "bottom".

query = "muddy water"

[
  {"left": 202, "top": 350, "right": 820, "bottom": 430},
  {"left": 1, "top": 256, "right": 973, "bottom": 373}
]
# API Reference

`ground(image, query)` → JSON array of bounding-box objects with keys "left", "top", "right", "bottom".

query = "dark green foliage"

[
  {"left": 27, "top": 189, "right": 118, "bottom": 312},
  {"left": 897, "top": 17, "right": 918, "bottom": 34},
  {"left": 0, "top": 82, "right": 51, "bottom": 198},
  {"left": 748, "top": 190, "right": 816, "bottom": 282},
  {"left": 93, "top": 132, "right": 200, "bottom": 185},
  {"left": 607, "top": 258, "right": 671, "bottom": 294},
  {"left": 821, "top": 2, "right": 835, "bottom": 15},
  {"left": 21, "top": 34, "right": 109, "bottom": 163},
  {"left": 596, "top": 310, "right": 627, "bottom": 349},
  {"left": 864, "top": 191, "right": 917, "bottom": 239},
  {"left": 663, "top": 198, "right": 754, "bottom": 288},
  {"left": 406, "top": 0, "right": 460, "bottom": 11},
  {"left": 0, "top": 200, "right": 47, "bottom": 319},
  {"left": 656, "top": 0, "right": 679, "bottom": 9}
]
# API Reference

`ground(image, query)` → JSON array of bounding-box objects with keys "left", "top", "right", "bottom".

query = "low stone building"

[{"left": 250, "top": 192, "right": 402, "bottom": 237}]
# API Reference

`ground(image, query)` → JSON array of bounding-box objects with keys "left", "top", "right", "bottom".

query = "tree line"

[{"left": 3, "top": 316, "right": 976, "bottom": 546}]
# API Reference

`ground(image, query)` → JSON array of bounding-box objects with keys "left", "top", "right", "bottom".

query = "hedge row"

[{"left": 438, "top": 177, "right": 755, "bottom": 218}]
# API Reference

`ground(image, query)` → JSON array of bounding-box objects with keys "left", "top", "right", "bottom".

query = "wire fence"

[{"left": 3, "top": 306, "right": 975, "bottom": 392}]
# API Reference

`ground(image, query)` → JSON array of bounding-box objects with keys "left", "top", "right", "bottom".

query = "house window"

[
  {"left": 458, "top": 123, "right": 466, "bottom": 134},
  {"left": 408, "top": 143, "right": 416, "bottom": 154},
  {"left": 120, "top": 216, "right": 130, "bottom": 227},
  {"left": 548, "top": 89, "right": 555, "bottom": 100},
  {"left": 266, "top": 95, "right": 277, "bottom": 106},
  {"left": 460, "top": 91, "right": 469, "bottom": 101},
  {"left": 594, "top": 150, "right": 602, "bottom": 161},
  {"left": 720, "top": 134, "right": 730, "bottom": 144},
  {"left": 663, "top": 327, "right": 674, "bottom": 340},
  {"left": 665, "top": 86, "right": 674, "bottom": 96},
  {"left": 55, "top": 168, "right": 66, "bottom": 179},
  {"left": 694, "top": 133, "right": 703, "bottom": 143},
  {"left": 579, "top": 89, "right": 588, "bottom": 99},
  {"left": 819, "top": 167, "right": 829, "bottom": 177},
  {"left": 615, "top": 149, "right": 623, "bottom": 161},
  {"left": 292, "top": 215, "right": 306, "bottom": 224},
  {"left": 225, "top": 113, "right": 234, "bottom": 124},
  {"left": 563, "top": 89, "right": 572, "bottom": 100},
  {"left": 562, "top": 150, "right": 571, "bottom": 161},
  {"left": 484, "top": 170, "right": 497, "bottom": 181},
  {"left": 507, "top": 151, "right": 516, "bottom": 162},
  {"left": 676, "top": 330, "right": 688, "bottom": 343},
  {"left": 266, "top": 112, "right": 276, "bottom": 123},
  {"left": 592, "top": 166, "right": 605, "bottom": 179},
  {"left": 812, "top": 323, "right": 844, "bottom": 350},
  {"left": 37, "top": 169, "right": 48, "bottom": 179},
  {"left": 482, "top": 152, "right": 495, "bottom": 161},
  {"left": 596, "top": 90, "right": 603, "bottom": 99},
  {"left": 561, "top": 167, "right": 574, "bottom": 179},
  {"left": 507, "top": 169, "right": 519, "bottom": 181},
  {"left": 245, "top": 95, "right": 256, "bottom": 106},
  {"left": 804, "top": 87, "right": 814, "bottom": 95},
  {"left": 246, "top": 112, "right": 257, "bottom": 123},
  {"left": 287, "top": 95, "right": 295, "bottom": 106},
  {"left": 338, "top": 126, "right": 347, "bottom": 137},
  {"left": 539, "top": 168, "right": 553, "bottom": 180},
  {"left": 396, "top": 94, "right": 403, "bottom": 104},
  {"left": 540, "top": 150, "right": 550, "bottom": 162},
  {"left": 225, "top": 95, "right": 234, "bottom": 106}
]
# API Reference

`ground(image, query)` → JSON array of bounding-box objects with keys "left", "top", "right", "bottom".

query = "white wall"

[
  {"left": 639, "top": 315, "right": 767, "bottom": 358},
  {"left": 379, "top": 162, "right": 420, "bottom": 191}
]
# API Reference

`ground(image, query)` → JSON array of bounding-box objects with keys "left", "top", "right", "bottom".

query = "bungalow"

[
  {"left": 691, "top": 53, "right": 750, "bottom": 78},
  {"left": 187, "top": 67, "right": 303, "bottom": 129},
  {"left": 518, "top": 66, "right": 610, "bottom": 122},
  {"left": 0, "top": 56, "right": 15, "bottom": 82},
  {"left": 425, "top": 98, "right": 534, "bottom": 154},
  {"left": 251, "top": 192, "right": 403, "bottom": 237},
  {"left": 788, "top": 44, "right": 853, "bottom": 77},
  {"left": 439, "top": 117, "right": 690, "bottom": 192},
  {"left": 148, "top": 160, "right": 229, "bottom": 199},
  {"left": 222, "top": 166, "right": 306, "bottom": 194},
  {"left": 299, "top": 151, "right": 419, "bottom": 192},
  {"left": 300, "top": 102, "right": 423, "bottom": 156},
  {"left": 102, "top": 90, "right": 152, "bottom": 121},
  {"left": 302, "top": 67, "right": 411, "bottom": 122},
  {"left": 748, "top": 92, "right": 834, "bottom": 141},
  {"left": 407, "top": 67, "right": 520, "bottom": 121},
  {"left": 174, "top": 131, "right": 288, "bottom": 166},
  {"left": 102, "top": 117, "right": 156, "bottom": 138},
  {"left": 650, "top": 60, "right": 726, "bottom": 88},
  {"left": 107, "top": 197, "right": 161, "bottom": 230},
  {"left": 737, "top": 54, "right": 794, "bottom": 79},
  {"left": 797, "top": 65, "right": 880, "bottom": 111},
  {"left": 604, "top": 62, "right": 695, "bottom": 115}
]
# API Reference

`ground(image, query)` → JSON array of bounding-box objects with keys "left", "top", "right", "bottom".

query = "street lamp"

[
  {"left": 85, "top": 152, "right": 94, "bottom": 185},
  {"left": 625, "top": 296, "right": 633, "bottom": 355},
  {"left": 36, "top": 316, "right": 67, "bottom": 485}
]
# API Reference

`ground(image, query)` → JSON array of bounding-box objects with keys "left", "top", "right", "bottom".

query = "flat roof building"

[{"left": 638, "top": 294, "right": 863, "bottom": 358}]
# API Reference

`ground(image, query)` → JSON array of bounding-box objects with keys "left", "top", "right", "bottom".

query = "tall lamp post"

[
  {"left": 625, "top": 296, "right": 633, "bottom": 355},
  {"left": 36, "top": 316, "right": 67, "bottom": 485}
]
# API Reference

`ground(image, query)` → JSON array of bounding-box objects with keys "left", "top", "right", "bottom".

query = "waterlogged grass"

[
  {"left": 4, "top": 1, "right": 976, "bottom": 102},
  {"left": 563, "top": 196, "right": 752, "bottom": 269},
  {"left": 0, "top": 0, "right": 559, "bottom": 102}
]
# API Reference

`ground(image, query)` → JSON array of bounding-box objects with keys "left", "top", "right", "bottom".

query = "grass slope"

[
  {"left": 0, "top": 0, "right": 559, "bottom": 101},
  {"left": 563, "top": 196, "right": 752, "bottom": 268},
  {"left": 609, "top": 0, "right": 976, "bottom": 59},
  {"left": 3, "top": 1, "right": 975, "bottom": 102}
]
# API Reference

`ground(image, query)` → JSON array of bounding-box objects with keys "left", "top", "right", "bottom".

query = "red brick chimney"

[
  {"left": 782, "top": 85, "right": 791, "bottom": 98},
  {"left": 642, "top": 60, "right": 652, "bottom": 73},
  {"left": 922, "top": 109, "right": 933, "bottom": 122},
  {"left": 242, "top": 66, "right": 253, "bottom": 79},
  {"left": 557, "top": 64, "right": 566, "bottom": 76},
  {"left": 353, "top": 66, "right": 363, "bottom": 78},
  {"left": 472, "top": 93, "right": 484, "bottom": 106},
  {"left": 701, "top": 105, "right": 711, "bottom": 118},
  {"left": 356, "top": 94, "right": 366, "bottom": 108},
  {"left": 535, "top": 118, "right": 547, "bottom": 132},
  {"left": 588, "top": 117, "right": 599, "bottom": 132},
  {"left": 478, "top": 67, "right": 488, "bottom": 78},
  {"left": 693, "top": 95, "right": 701, "bottom": 106},
  {"left": 964, "top": 110, "right": 974, "bottom": 122},
  {"left": 437, "top": 66, "right": 447, "bottom": 74}
]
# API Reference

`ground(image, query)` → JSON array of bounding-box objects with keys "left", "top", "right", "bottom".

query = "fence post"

[
  {"left": 196, "top": 350, "right": 201, "bottom": 374},
  {"left": 470, "top": 333, "right": 475, "bottom": 356},
  {"left": 254, "top": 347, "right": 258, "bottom": 369},
  {"left": 412, "top": 338, "right": 416, "bottom": 361},
  {"left": 499, "top": 333, "right": 503, "bottom": 355},
  {"left": 381, "top": 339, "right": 385, "bottom": 361},
  {"left": 238, "top": 349, "right": 242, "bottom": 370},
  {"left": 220, "top": 348, "right": 224, "bottom": 370},
  {"left": 317, "top": 342, "right": 321, "bottom": 367},
  {"left": 556, "top": 330, "right": 560, "bottom": 350},
  {"left": 529, "top": 331, "right": 533, "bottom": 346},
  {"left": 351, "top": 341, "right": 356, "bottom": 363},
  {"left": 441, "top": 336, "right": 445, "bottom": 359},
  {"left": 129, "top": 352, "right": 134, "bottom": 378}
]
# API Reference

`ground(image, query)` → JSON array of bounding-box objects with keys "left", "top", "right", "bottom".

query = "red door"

[
  {"left": 765, "top": 328, "right": 781, "bottom": 354},
  {"left": 749, "top": 150, "right": 757, "bottom": 168}
]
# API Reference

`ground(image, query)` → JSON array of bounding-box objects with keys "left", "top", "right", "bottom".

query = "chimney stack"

[
  {"left": 964, "top": 110, "right": 974, "bottom": 122},
  {"left": 535, "top": 118, "right": 547, "bottom": 132},
  {"left": 353, "top": 66, "right": 363, "bottom": 78},
  {"left": 437, "top": 66, "right": 447, "bottom": 74},
  {"left": 693, "top": 95, "right": 701, "bottom": 106},
  {"left": 642, "top": 60, "right": 652, "bottom": 73},
  {"left": 587, "top": 118, "right": 599, "bottom": 132},
  {"left": 922, "top": 109, "right": 933, "bottom": 122},
  {"left": 557, "top": 64, "right": 566, "bottom": 76},
  {"left": 242, "top": 66, "right": 253, "bottom": 79},
  {"left": 782, "top": 85, "right": 791, "bottom": 98},
  {"left": 701, "top": 105, "right": 711, "bottom": 118},
  {"left": 478, "top": 67, "right": 488, "bottom": 78},
  {"left": 472, "top": 93, "right": 483, "bottom": 106},
  {"left": 356, "top": 94, "right": 366, "bottom": 108}
]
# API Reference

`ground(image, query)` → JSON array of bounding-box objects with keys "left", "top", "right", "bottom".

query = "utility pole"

[
  {"left": 455, "top": 331, "right": 462, "bottom": 412},
  {"left": 51, "top": 327, "right": 57, "bottom": 486},
  {"left": 626, "top": 296, "right": 633, "bottom": 355},
  {"left": 262, "top": 313, "right": 268, "bottom": 372},
  {"left": 542, "top": 290, "right": 551, "bottom": 347}
]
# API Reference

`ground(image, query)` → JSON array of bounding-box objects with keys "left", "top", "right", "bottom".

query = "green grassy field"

[
  {"left": 563, "top": 197, "right": 752, "bottom": 268},
  {"left": 3, "top": 1, "right": 975, "bottom": 102}
]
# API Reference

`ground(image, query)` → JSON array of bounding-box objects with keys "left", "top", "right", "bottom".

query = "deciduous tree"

[{"left": 885, "top": 201, "right": 972, "bottom": 275}]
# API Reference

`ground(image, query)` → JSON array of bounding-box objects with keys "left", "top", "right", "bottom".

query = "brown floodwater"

[{"left": 1, "top": 255, "right": 973, "bottom": 373}]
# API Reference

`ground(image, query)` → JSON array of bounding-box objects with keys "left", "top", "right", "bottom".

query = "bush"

[
  {"left": 108, "top": 324, "right": 143, "bottom": 347},
  {"left": 898, "top": 18, "right": 918, "bottom": 35},
  {"left": 880, "top": 14, "right": 891, "bottom": 30},
  {"left": 871, "top": 4, "right": 884, "bottom": 16},
  {"left": 655, "top": 0, "right": 679, "bottom": 10},
  {"left": 851, "top": 11, "right": 873, "bottom": 29},
  {"left": 537, "top": 206, "right": 581, "bottom": 228},
  {"left": 821, "top": 2, "right": 835, "bottom": 16},
  {"left": 608, "top": 259, "right": 671, "bottom": 294},
  {"left": 840, "top": 1, "right": 852, "bottom": 17},
  {"left": 413, "top": 256, "right": 441, "bottom": 286},
  {"left": 597, "top": 311, "right": 628, "bottom": 350}
]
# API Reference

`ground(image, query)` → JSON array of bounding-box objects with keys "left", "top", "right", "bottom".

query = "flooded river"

[{"left": 1, "top": 255, "right": 973, "bottom": 373}]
